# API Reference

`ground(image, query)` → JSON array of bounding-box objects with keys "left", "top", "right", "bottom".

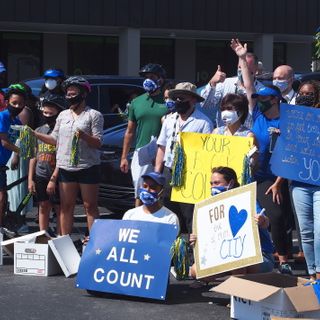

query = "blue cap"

[
  {"left": 252, "top": 86, "right": 282, "bottom": 99},
  {"left": 0, "top": 62, "right": 6, "bottom": 73},
  {"left": 142, "top": 172, "right": 166, "bottom": 186},
  {"left": 43, "top": 69, "right": 64, "bottom": 78}
]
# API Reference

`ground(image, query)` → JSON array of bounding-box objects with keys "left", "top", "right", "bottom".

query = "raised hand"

[
  {"left": 230, "top": 38, "right": 247, "bottom": 58},
  {"left": 209, "top": 65, "right": 226, "bottom": 87}
]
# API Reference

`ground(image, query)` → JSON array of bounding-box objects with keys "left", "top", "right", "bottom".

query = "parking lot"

[{"left": 0, "top": 205, "right": 309, "bottom": 320}]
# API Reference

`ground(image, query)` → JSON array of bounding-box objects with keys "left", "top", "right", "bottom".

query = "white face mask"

[
  {"left": 45, "top": 79, "right": 57, "bottom": 90},
  {"left": 221, "top": 110, "right": 240, "bottom": 126},
  {"left": 272, "top": 79, "right": 289, "bottom": 93}
]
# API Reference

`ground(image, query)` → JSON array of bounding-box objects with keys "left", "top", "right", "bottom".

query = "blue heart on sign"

[{"left": 228, "top": 205, "right": 248, "bottom": 238}]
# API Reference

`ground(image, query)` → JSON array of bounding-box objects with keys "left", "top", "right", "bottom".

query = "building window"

[
  {"left": 195, "top": 40, "right": 254, "bottom": 87},
  {"left": 68, "top": 35, "right": 118, "bottom": 75},
  {"left": 273, "top": 43, "right": 287, "bottom": 69},
  {"left": 1, "top": 32, "right": 42, "bottom": 84},
  {"left": 140, "top": 38, "right": 174, "bottom": 79}
]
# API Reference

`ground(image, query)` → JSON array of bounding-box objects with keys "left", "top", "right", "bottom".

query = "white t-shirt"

[{"left": 122, "top": 205, "right": 180, "bottom": 231}]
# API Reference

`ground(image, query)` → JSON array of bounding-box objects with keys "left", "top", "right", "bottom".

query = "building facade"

[{"left": 0, "top": 0, "right": 318, "bottom": 85}]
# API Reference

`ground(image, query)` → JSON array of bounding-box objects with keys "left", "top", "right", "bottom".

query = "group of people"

[
  {"left": 0, "top": 70, "right": 104, "bottom": 244},
  {"left": 0, "top": 37, "right": 319, "bottom": 282},
  {"left": 120, "top": 38, "right": 320, "bottom": 281}
]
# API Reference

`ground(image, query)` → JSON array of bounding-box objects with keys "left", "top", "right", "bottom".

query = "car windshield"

[{"left": 24, "top": 78, "right": 45, "bottom": 96}]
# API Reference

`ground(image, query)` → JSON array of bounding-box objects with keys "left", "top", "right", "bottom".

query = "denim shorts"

[{"left": 59, "top": 165, "right": 101, "bottom": 184}]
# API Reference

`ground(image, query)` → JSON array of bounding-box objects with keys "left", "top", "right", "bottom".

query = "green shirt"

[{"left": 128, "top": 92, "right": 167, "bottom": 149}]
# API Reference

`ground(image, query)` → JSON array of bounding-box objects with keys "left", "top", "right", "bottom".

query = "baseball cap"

[
  {"left": 142, "top": 172, "right": 166, "bottom": 186},
  {"left": 252, "top": 86, "right": 282, "bottom": 99}
]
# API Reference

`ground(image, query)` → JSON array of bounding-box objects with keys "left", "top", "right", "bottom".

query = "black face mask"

[
  {"left": 42, "top": 114, "right": 58, "bottom": 127},
  {"left": 175, "top": 100, "right": 191, "bottom": 115},
  {"left": 257, "top": 100, "right": 273, "bottom": 113},
  {"left": 65, "top": 94, "right": 84, "bottom": 108},
  {"left": 7, "top": 104, "right": 23, "bottom": 117},
  {"left": 296, "top": 94, "right": 315, "bottom": 107}
]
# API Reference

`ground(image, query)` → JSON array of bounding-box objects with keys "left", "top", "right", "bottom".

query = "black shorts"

[
  {"left": 35, "top": 175, "right": 60, "bottom": 204},
  {"left": 59, "top": 165, "right": 101, "bottom": 184}
]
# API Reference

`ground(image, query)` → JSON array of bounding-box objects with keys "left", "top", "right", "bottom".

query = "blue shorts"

[
  {"left": 0, "top": 170, "right": 7, "bottom": 190},
  {"left": 59, "top": 165, "right": 101, "bottom": 184}
]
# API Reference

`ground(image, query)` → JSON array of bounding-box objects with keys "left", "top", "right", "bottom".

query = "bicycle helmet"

[
  {"left": 42, "top": 93, "right": 67, "bottom": 110},
  {"left": 6, "top": 83, "right": 28, "bottom": 99},
  {"left": 43, "top": 69, "right": 65, "bottom": 79},
  {"left": 139, "top": 63, "right": 166, "bottom": 78},
  {"left": 62, "top": 76, "right": 91, "bottom": 93}
]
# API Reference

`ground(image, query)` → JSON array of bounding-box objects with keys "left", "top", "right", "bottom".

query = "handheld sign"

[
  {"left": 193, "top": 182, "right": 262, "bottom": 279},
  {"left": 76, "top": 219, "right": 178, "bottom": 300},
  {"left": 271, "top": 103, "right": 320, "bottom": 186},
  {"left": 171, "top": 132, "right": 253, "bottom": 204}
]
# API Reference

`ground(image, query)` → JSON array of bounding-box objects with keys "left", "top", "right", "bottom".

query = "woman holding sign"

[
  {"left": 291, "top": 80, "right": 320, "bottom": 280},
  {"left": 189, "top": 166, "right": 274, "bottom": 280}
]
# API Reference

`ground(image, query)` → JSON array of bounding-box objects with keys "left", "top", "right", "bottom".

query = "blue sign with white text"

[
  {"left": 76, "top": 219, "right": 178, "bottom": 300},
  {"left": 270, "top": 103, "right": 320, "bottom": 186}
]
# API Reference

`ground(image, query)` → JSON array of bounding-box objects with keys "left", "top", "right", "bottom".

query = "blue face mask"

[
  {"left": 143, "top": 78, "right": 159, "bottom": 93},
  {"left": 272, "top": 79, "right": 289, "bottom": 93},
  {"left": 165, "top": 99, "right": 176, "bottom": 111},
  {"left": 139, "top": 188, "right": 159, "bottom": 206},
  {"left": 211, "top": 185, "right": 229, "bottom": 196}
]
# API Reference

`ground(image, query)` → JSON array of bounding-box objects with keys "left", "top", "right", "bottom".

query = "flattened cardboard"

[
  {"left": 211, "top": 274, "right": 280, "bottom": 302},
  {"left": 1, "top": 230, "right": 50, "bottom": 255},
  {"left": 48, "top": 235, "right": 80, "bottom": 277}
]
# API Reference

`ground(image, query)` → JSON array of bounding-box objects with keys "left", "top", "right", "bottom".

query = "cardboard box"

[
  {"left": 1, "top": 231, "right": 80, "bottom": 277},
  {"left": 213, "top": 273, "right": 320, "bottom": 319}
]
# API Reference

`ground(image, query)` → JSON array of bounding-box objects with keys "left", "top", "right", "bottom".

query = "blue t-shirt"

[
  {"left": 252, "top": 107, "right": 280, "bottom": 181},
  {"left": 256, "top": 202, "right": 274, "bottom": 254},
  {"left": 0, "top": 109, "right": 21, "bottom": 165}
]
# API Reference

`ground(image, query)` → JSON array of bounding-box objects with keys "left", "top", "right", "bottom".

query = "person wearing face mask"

[
  {"left": 39, "top": 68, "right": 66, "bottom": 111},
  {"left": 272, "top": 65, "right": 296, "bottom": 104},
  {"left": 28, "top": 94, "right": 66, "bottom": 234},
  {"left": 189, "top": 166, "right": 274, "bottom": 282},
  {"left": 289, "top": 79, "right": 320, "bottom": 280},
  {"left": 0, "top": 84, "right": 26, "bottom": 238},
  {"left": 251, "top": 85, "right": 295, "bottom": 275},
  {"left": 122, "top": 172, "right": 179, "bottom": 229},
  {"left": 6, "top": 83, "right": 36, "bottom": 234},
  {"left": 120, "top": 63, "right": 168, "bottom": 207},
  {"left": 155, "top": 82, "right": 213, "bottom": 234},
  {"left": 31, "top": 76, "right": 104, "bottom": 238},
  {"left": 200, "top": 39, "right": 264, "bottom": 129}
]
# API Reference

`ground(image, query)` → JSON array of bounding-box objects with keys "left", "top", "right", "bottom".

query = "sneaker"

[
  {"left": 278, "top": 263, "right": 293, "bottom": 275},
  {"left": 0, "top": 226, "right": 16, "bottom": 240}
]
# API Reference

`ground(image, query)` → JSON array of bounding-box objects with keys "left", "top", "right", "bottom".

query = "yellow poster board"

[{"left": 171, "top": 132, "right": 253, "bottom": 204}]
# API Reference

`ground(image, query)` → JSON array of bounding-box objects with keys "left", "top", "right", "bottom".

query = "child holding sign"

[{"left": 189, "top": 166, "right": 274, "bottom": 280}]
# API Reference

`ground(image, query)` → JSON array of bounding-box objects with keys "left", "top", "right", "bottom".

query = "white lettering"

[
  {"left": 93, "top": 268, "right": 105, "bottom": 283},
  {"left": 106, "top": 247, "right": 117, "bottom": 261}
]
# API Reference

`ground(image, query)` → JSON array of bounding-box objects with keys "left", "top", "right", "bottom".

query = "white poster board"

[{"left": 193, "top": 182, "right": 262, "bottom": 279}]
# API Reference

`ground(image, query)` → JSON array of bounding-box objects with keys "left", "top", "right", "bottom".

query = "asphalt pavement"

[{"left": 0, "top": 205, "right": 309, "bottom": 320}]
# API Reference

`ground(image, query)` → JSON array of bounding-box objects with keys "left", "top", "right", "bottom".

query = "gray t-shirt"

[
  {"left": 51, "top": 107, "right": 104, "bottom": 171},
  {"left": 35, "top": 124, "right": 56, "bottom": 179}
]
